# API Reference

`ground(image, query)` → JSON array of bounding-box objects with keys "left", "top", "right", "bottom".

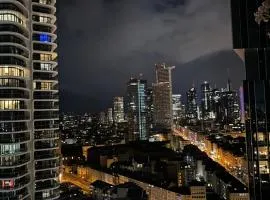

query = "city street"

[
  {"left": 173, "top": 127, "right": 248, "bottom": 186},
  {"left": 61, "top": 172, "right": 92, "bottom": 194}
]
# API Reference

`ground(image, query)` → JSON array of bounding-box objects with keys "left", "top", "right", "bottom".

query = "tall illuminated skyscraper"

[
  {"left": 186, "top": 87, "right": 197, "bottom": 124},
  {"left": 153, "top": 63, "right": 174, "bottom": 130},
  {"left": 113, "top": 97, "right": 124, "bottom": 123},
  {"left": 0, "top": 0, "right": 59, "bottom": 199},
  {"left": 125, "top": 78, "right": 148, "bottom": 141},
  {"left": 231, "top": 0, "right": 270, "bottom": 199},
  {"left": 200, "top": 81, "right": 213, "bottom": 120}
]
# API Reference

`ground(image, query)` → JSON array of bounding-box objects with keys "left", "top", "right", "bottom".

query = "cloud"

[{"left": 57, "top": 0, "right": 243, "bottom": 111}]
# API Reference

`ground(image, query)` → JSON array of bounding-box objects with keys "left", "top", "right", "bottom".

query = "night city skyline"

[
  {"left": 57, "top": 0, "right": 245, "bottom": 112},
  {"left": 1, "top": 0, "right": 269, "bottom": 200}
]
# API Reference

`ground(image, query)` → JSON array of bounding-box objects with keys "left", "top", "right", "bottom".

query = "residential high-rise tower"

[{"left": 0, "top": 0, "right": 60, "bottom": 199}]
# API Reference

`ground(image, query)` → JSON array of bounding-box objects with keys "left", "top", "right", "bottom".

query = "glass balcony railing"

[
  {"left": 0, "top": 132, "right": 30, "bottom": 143},
  {"left": 0, "top": 187, "right": 29, "bottom": 200},
  {"left": 35, "top": 179, "right": 59, "bottom": 191},
  {"left": 0, "top": 154, "right": 30, "bottom": 167},
  {"left": 35, "top": 160, "right": 59, "bottom": 170}
]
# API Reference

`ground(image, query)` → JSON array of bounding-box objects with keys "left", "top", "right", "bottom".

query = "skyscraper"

[
  {"left": 186, "top": 87, "right": 198, "bottom": 124},
  {"left": 107, "top": 108, "right": 113, "bottom": 124},
  {"left": 200, "top": 81, "right": 214, "bottom": 120},
  {"left": 0, "top": 0, "right": 59, "bottom": 199},
  {"left": 113, "top": 97, "right": 124, "bottom": 123},
  {"left": 153, "top": 63, "right": 174, "bottom": 130},
  {"left": 172, "top": 94, "right": 182, "bottom": 124},
  {"left": 231, "top": 0, "right": 270, "bottom": 199},
  {"left": 146, "top": 88, "right": 154, "bottom": 131},
  {"left": 126, "top": 78, "right": 148, "bottom": 141}
]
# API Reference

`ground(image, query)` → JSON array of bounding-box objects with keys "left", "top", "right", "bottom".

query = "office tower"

[
  {"left": 239, "top": 86, "right": 245, "bottom": 124},
  {"left": 215, "top": 88, "right": 240, "bottom": 125},
  {"left": 0, "top": 0, "right": 59, "bottom": 199},
  {"left": 231, "top": 0, "right": 270, "bottom": 199},
  {"left": 153, "top": 63, "right": 175, "bottom": 130},
  {"left": 113, "top": 97, "right": 124, "bottom": 123},
  {"left": 146, "top": 88, "right": 154, "bottom": 131},
  {"left": 99, "top": 112, "right": 106, "bottom": 124},
  {"left": 126, "top": 78, "right": 148, "bottom": 141},
  {"left": 211, "top": 88, "right": 222, "bottom": 122},
  {"left": 107, "top": 108, "right": 113, "bottom": 124},
  {"left": 172, "top": 94, "right": 182, "bottom": 123},
  {"left": 186, "top": 87, "right": 198, "bottom": 123},
  {"left": 200, "top": 81, "right": 214, "bottom": 120}
]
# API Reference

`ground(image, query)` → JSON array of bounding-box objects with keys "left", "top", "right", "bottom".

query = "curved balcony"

[
  {"left": 0, "top": 1, "right": 28, "bottom": 16},
  {"left": 35, "top": 140, "right": 59, "bottom": 151},
  {"left": 0, "top": 78, "right": 27, "bottom": 89},
  {"left": 35, "top": 169, "right": 59, "bottom": 181},
  {"left": 33, "top": 41, "right": 57, "bottom": 52},
  {"left": 34, "top": 91, "right": 58, "bottom": 100},
  {"left": 0, "top": 56, "right": 27, "bottom": 67},
  {"left": 0, "top": 89, "right": 29, "bottom": 99},
  {"left": 34, "top": 111, "right": 58, "bottom": 120},
  {"left": 0, "top": 45, "right": 29, "bottom": 58},
  {"left": 0, "top": 174, "right": 30, "bottom": 192},
  {"left": 0, "top": 144, "right": 28, "bottom": 156},
  {"left": 0, "top": 154, "right": 30, "bottom": 168},
  {"left": 0, "top": 131, "right": 30, "bottom": 144},
  {"left": 0, "top": 10, "right": 27, "bottom": 28},
  {"left": 35, "top": 188, "right": 59, "bottom": 200},
  {"left": 32, "top": 2, "right": 56, "bottom": 14},
  {"left": 34, "top": 101, "right": 58, "bottom": 111},
  {"left": 0, "top": 166, "right": 28, "bottom": 179},
  {"left": 34, "top": 120, "right": 58, "bottom": 130},
  {"left": 34, "top": 149, "right": 60, "bottom": 161},
  {"left": 32, "top": 12, "right": 56, "bottom": 24},
  {"left": 34, "top": 131, "right": 59, "bottom": 141},
  {"left": 33, "top": 72, "right": 57, "bottom": 81},
  {"left": 35, "top": 179, "right": 59, "bottom": 192},
  {"left": 0, "top": 24, "right": 28, "bottom": 38},
  {"left": 0, "top": 121, "right": 28, "bottom": 132},
  {"left": 0, "top": 111, "right": 29, "bottom": 121},
  {"left": 0, "top": 187, "right": 29, "bottom": 200},
  {"left": 0, "top": 34, "right": 27, "bottom": 47},
  {"left": 35, "top": 159, "right": 59, "bottom": 171}
]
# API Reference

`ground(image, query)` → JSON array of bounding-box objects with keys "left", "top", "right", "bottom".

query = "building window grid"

[{"left": 0, "top": 67, "right": 24, "bottom": 77}]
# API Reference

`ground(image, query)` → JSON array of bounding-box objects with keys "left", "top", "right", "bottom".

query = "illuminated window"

[
  {"left": 0, "top": 67, "right": 24, "bottom": 77},
  {"left": 0, "top": 11, "right": 25, "bottom": 26},
  {"left": 1, "top": 180, "right": 14, "bottom": 189},
  {"left": 39, "top": 34, "right": 51, "bottom": 42},
  {"left": 39, "top": 0, "right": 51, "bottom": 5},
  {"left": 0, "top": 144, "right": 20, "bottom": 155},
  {"left": 41, "top": 63, "right": 53, "bottom": 71},
  {"left": 39, "top": 16, "right": 51, "bottom": 24},
  {"left": 42, "top": 191, "right": 50, "bottom": 198},
  {"left": 41, "top": 82, "right": 52, "bottom": 90},
  {"left": 40, "top": 54, "right": 52, "bottom": 61},
  {"left": 34, "top": 81, "right": 52, "bottom": 90},
  {"left": 0, "top": 100, "right": 21, "bottom": 110}
]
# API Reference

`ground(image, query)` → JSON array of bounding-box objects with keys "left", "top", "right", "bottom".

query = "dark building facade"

[
  {"left": 186, "top": 87, "right": 198, "bottom": 124},
  {"left": 231, "top": 0, "right": 270, "bottom": 199},
  {"left": 125, "top": 78, "right": 148, "bottom": 141}
]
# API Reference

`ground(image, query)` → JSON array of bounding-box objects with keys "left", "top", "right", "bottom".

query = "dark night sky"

[{"left": 56, "top": 0, "right": 245, "bottom": 113}]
